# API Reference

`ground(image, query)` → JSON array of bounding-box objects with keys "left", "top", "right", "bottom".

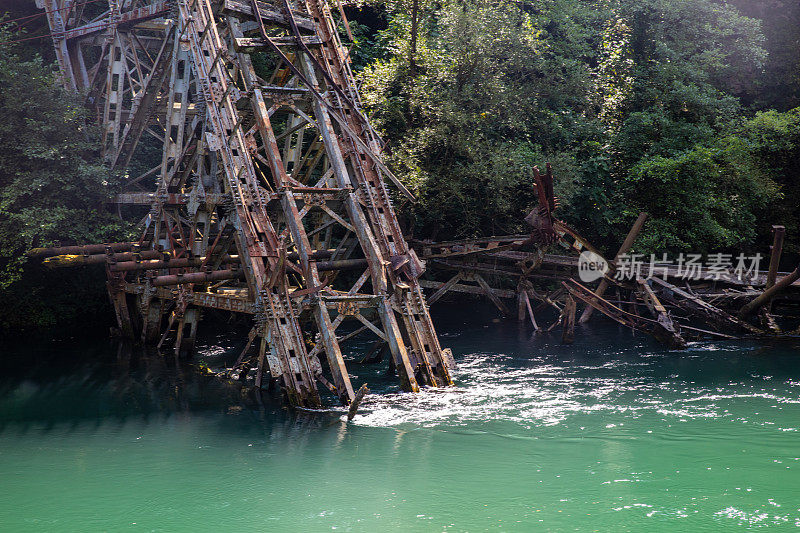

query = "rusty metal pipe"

[
  {"left": 43, "top": 250, "right": 165, "bottom": 267},
  {"left": 151, "top": 269, "right": 246, "bottom": 287},
  {"left": 110, "top": 255, "right": 240, "bottom": 272},
  {"left": 766, "top": 225, "right": 786, "bottom": 289},
  {"left": 28, "top": 242, "right": 141, "bottom": 258},
  {"left": 739, "top": 263, "right": 800, "bottom": 318},
  {"left": 44, "top": 248, "right": 336, "bottom": 268},
  {"left": 288, "top": 249, "right": 335, "bottom": 260},
  {"left": 316, "top": 258, "right": 368, "bottom": 271}
]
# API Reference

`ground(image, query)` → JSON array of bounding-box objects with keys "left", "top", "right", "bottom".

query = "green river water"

[{"left": 1, "top": 304, "right": 799, "bottom": 531}]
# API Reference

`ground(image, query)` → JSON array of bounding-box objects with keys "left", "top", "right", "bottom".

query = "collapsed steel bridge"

[
  {"left": 35, "top": 0, "right": 454, "bottom": 407},
  {"left": 32, "top": 0, "right": 800, "bottom": 409}
]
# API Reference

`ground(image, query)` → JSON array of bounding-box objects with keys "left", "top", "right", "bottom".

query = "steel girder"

[{"left": 39, "top": 0, "right": 454, "bottom": 406}]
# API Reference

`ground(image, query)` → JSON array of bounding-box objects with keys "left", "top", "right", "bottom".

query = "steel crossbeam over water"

[{"left": 36, "top": 0, "right": 454, "bottom": 406}]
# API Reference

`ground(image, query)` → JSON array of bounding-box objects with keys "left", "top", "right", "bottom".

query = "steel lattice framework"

[{"left": 37, "top": 0, "right": 454, "bottom": 406}]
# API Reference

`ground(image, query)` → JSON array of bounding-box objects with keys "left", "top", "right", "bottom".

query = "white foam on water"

[{"left": 351, "top": 351, "right": 799, "bottom": 430}]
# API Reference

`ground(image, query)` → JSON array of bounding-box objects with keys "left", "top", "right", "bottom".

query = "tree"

[
  {"left": 625, "top": 137, "right": 778, "bottom": 254},
  {"left": 0, "top": 26, "right": 129, "bottom": 337},
  {"left": 360, "top": 0, "right": 610, "bottom": 238},
  {"left": 611, "top": 0, "right": 766, "bottom": 167},
  {"left": 357, "top": 0, "right": 783, "bottom": 256},
  {"left": 737, "top": 108, "right": 800, "bottom": 254},
  {"left": 729, "top": 0, "right": 800, "bottom": 110},
  {"left": 605, "top": 0, "right": 777, "bottom": 253}
]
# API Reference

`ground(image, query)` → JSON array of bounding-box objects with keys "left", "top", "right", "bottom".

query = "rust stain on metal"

[{"left": 36, "top": 0, "right": 453, "bottom": 407}]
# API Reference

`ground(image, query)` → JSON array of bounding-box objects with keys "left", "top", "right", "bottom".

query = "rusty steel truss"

[{"left": 36, "top": 0, "right": 454, "bottom": 407}]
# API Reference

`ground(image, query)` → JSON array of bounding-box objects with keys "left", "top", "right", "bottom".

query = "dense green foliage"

[
  {"left": 0, "top": 0, "right": 797, "bottom": 337},
  {"left": 0, "top": 29, "right": 129, "bottom": 337},
  {"left": 354, "top": 0, "right": 799, "bottom": 255}
]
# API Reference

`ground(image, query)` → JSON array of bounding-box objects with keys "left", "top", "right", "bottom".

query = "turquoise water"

[{"left": 1, "top": 304, "right": 799, "bottom": 531}]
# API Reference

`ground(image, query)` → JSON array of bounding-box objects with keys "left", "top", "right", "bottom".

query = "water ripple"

[{"left": 354, "top": 350, "right": 800, "bottom": 431}]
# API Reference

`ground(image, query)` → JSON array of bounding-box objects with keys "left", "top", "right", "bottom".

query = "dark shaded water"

[{"left": 1, "top": 304, "right": 799, "bottom": 531}]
